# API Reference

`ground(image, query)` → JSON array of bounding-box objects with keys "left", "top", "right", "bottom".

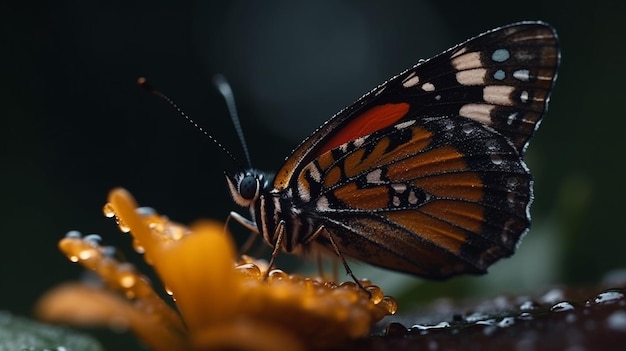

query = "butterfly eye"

[{"left": 239, "top": 174, "right": 259, "bottom": 200}]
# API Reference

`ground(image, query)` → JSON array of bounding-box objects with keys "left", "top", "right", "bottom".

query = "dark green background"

[{"left": 2, "top": 1, "right": 624, "bottom": 348}]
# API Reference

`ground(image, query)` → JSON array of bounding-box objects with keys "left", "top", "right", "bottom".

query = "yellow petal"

[{"left": 36, "top": 283, "right": 189, "bottom": 351}]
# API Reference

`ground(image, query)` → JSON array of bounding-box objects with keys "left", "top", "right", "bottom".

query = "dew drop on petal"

[
  {"left": 65, "top": 230, "right": 82, "bottom": 239},
  {"left": 117, "top": 219, "right": 131, "bottom": 233},
  {"left": 379, "top": 296, "right": 398, "bottom": 315},
  {"left": 136, "top": 206, "right": 156, "bottom": 216},
  {"left": 267, "top": 269, "right": 288, "bottom": 282},
  {"left": 78, "top": 248, "right": 97, "bottom": 261},
  {"left": 132, "top": 239, "right": 145, "bottom": 254},
  {"left": 119, "top": 271, "right": 137, "bottom": 288},
  {"left": 83, "top": 234, "right": 102, "bottom": 246},
  {"left": 338, "top": 281, "right": 358, "bottom": 290},
  {"left": 235, "top": 263, "right": 262, "bottom": 279},
  {"left": 366, "top": 285, "right": 384, "bottom": 304},
  {"left": 102, "top": 203, "right": 116, "bottom": 218}
]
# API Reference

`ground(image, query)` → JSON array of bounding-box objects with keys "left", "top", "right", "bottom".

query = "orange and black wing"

[{"left": 278, "top": 22, "right": 559, "bottom": 278}]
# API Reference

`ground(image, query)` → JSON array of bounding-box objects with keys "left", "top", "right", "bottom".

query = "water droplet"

[
  {"left": 83, "top": 234, "right": 102, "bottom": 246},
  {"left": 411, "top": 321, "right": 450, "bottom": 331},
  {"left": 339, "top": 281, "right": 358, "bottom": 290},
  {"left": 164, "top": 286, "right": 174, "bottom": 296},
  {"left": 69, "top": 255, "right": 79, "bottom": 262},
  {"left": 541, "top": 288, "right": 565, "bottom": 303},
  {"left": 65, "top": 230, "right": 82, "bottom": 239},
  {"left": 462, "top": 123, "right": 475, "bottom": 134},
  {"left": 136, "top": 207, "right": 156, "bottom": 216},
  {"left": 267, "top": 269, "right": 288, "bottom": 282},
  {"left": 366, "top": 285, "right": 384, "bottom": 304},
  {"left": 592, "top": 290, "right": 624, "bottom": 305},
  {"left": 323, "top": 281, "right": 338, "bottom": 289},
  {"left": 385, "top": 322, "right": 408, "bottom": 336},
  {"left": 551, "top": 301, "right": 575, "bottom": 312},
  {"left": 358, "top": 278, "right": 373, "bottom": 287},
  {"left": 380, "top": 296, "right": 398, "bottom": 315},
  {"left": 102, "top": 203, "right": 116, "bottom": 218},
  {"left": 119, "top": 272, "right": 136, "bottom": 288},
  {"left": 78, "top": 248, "right": 97, "bottom": 261},
  {"left": 132, "top": 239, "right": 145, "bottom": 254},
  {"left": 101, "top": 246, "right": 116, "bottom": 257},
  {"left": 490, "top": 154, "right": 503, "bottom": 165},
  {"left": 465, "top": 312, "right": 490, "bottom": 323},
  {"left": 117, "top": 218, "right": 131, "bottom": 233},
  {"left": 475, "top": 319, "right": 497, "bottom": 326},
  {"left": 235, "top": 263, "right": 261, "bottom": 279},
  {"left": 607, "top": 310, "right": 626, "bottom": 331},
  {"left": 486, "top": 139, "right": 499, "bottom": 151},
  {"left": 519, "top": 300, "right": 540, "bottom": 311},
  {"left": 498, "top": 317, "right": 515, "bottom": 328},
  {"left": 519, "top": 312, "right": 533, "bottom": 320}
]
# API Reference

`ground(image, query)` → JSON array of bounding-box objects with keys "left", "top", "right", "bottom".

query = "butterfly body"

[{"left": 227, "top": 22, "right": 560, "bottom": 279}]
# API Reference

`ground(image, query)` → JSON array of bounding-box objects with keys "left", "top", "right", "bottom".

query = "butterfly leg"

[
  {"left": 262, "top": 220, "right": 286, "bottom": 280},
  {"left": 226, "top": 211, "right": 261, "bottom": 256},
  {"left": 306, "top": 226, "right": 368, "bottom": 293}
]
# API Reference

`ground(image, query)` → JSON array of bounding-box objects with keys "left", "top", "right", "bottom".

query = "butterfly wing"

[{"left": 276, "top": 22, "right": 559, "bottom": 278}]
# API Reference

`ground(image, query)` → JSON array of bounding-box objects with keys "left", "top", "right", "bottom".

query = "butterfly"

[{"left": 223, "top": 21, "right": 560, "bottom": 280}]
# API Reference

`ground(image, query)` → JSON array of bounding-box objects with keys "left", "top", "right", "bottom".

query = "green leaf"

[{"left": 0, "top": 311, "right": 103, "bottom": 351}]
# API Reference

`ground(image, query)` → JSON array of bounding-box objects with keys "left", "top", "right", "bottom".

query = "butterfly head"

[{"left": 225, "top": 170, "right": 273, "bottom": 207}]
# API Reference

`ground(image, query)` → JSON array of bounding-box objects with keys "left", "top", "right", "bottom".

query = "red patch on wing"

[{"left": 317, "top": 102, "right": 410, "bottom": 155}]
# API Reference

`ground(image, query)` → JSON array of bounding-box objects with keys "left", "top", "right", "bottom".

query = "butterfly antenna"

[
  {"left": 212, "top": 74, "right": 253, "bottom": 169},
  {"left": 137, "top": 77, "right": 243, "bottom": 168}
]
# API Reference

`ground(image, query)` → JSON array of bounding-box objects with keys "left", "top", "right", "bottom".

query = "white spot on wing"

[
  {"left": 392, "top": 196, "right": 401, "bottom": 207},
  {"left": 316, "top": 196, "right": 330, "bottom": 211},
  {"left": 352, "top": 136, "right": 367, "bottom": 148},
  {"left": 459, "top": 104, "right": 495, "bottom": 125},
  {"left": 452, "top": 52, "right": 482, "bottom": 70},
  {"left": 513, "top": 69, "right": 530, "bottom": 81},
  {"left": 422, "top": 82, "right": 435, "bottom": 91},
  {"left": 483, "top": 85, "right": 515, "bottom": 106},
  {"left": 402, "top": 72, "right": 420, "bottom": 88},
  {"left": 520, "top": 90, "right": 529, "bottom": 103},
  {"left": 507, "top": 112, "right": 519, "bottom": 125},
  {"left": 456, "top": 68, "right": 487, "bottom": 86},
  {"left": 392, "top": 183, "right": 407, "bottom": 193},
  {"left": 408, "top": 190, "right": 419, "bottom": 205},
  {"left": 366, "top": 168, "right": 385, "bottom": 184},
  {"left": 297, "top": 180, "right": 311, "bottom": 203},
  {"left": 307, "top": 164, "right": 321, "bottom": 182},
  {"left": 395, "top": 120, "right": 416, "bottom": 129},
  {"left": 451, "top": 47, "right": 468, "bottom": 58},
  {"left": 491, "top": 48, "right": 510, "bottom": 62}
]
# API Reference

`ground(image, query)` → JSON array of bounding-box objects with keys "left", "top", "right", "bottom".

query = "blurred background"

[{"left": 2, "top": 0, "right": 625, "bottom": 348}]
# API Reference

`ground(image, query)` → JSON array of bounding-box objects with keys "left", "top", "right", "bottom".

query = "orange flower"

[{"left": 36, "top": 188, "right": 397, "bottom": 351}]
